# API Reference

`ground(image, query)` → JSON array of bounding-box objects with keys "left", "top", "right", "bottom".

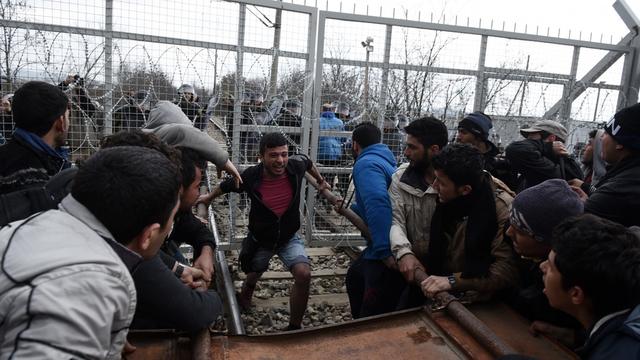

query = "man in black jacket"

[
  {"left": 0, "top": 81, "right": 72, "bottom": 193},
  {"left": 505, "top": 119, "right": 583, "bottom": 192},
  {"left": 100, "top": 130, "right": 223, "bottom": 332},
  {"left": 570, "top": 103, "right": 640, "bottom": 227},
  {"left": 201, "top": 132, "right": 328, "bottom": 330}
]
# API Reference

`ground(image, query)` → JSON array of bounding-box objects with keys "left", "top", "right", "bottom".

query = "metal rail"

[{"left": 202, "top": 171, "right": 246, "bottom": 336}]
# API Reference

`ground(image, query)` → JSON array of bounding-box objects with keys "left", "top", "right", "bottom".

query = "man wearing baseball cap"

[
  {"left": 456, "top": 112, "right": 516, "bottom": 190},
  {"left": 571, "top": 103, "right": 640, "bottom": 227},
  {"left": 506, "top": 119, "right": 583, "bottom": 192}
]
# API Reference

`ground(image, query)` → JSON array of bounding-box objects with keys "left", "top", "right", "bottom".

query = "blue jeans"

[{"left": 240, "top": 232, "right": 310, "bottom": 273}]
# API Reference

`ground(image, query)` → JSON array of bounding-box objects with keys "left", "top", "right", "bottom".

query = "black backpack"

[{"left": 0, "top": 167, "right": 77, "bottom": 227}]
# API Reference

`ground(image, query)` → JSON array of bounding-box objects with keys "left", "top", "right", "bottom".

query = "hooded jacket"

[
  {"left": 144, "top": 101, "right": 228, "bottom": 168},
  {"left": 0, "top": 195, "right": 139, "bottom": 359},
  {"left": 577, "top": 305, "right": 640, "bottom": 360},
  {"left": 0, "top": 134, "right": 68, "bottom": 186},
  {"left": 350, "top": 143, "right": 396, "bottom": 260}
]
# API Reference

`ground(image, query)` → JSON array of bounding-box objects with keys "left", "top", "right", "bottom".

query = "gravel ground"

[{"left": 233, "top": 248, "right": 354, "bottom": 334}]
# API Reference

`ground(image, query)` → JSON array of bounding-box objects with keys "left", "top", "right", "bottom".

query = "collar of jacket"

[
  {"left": 59, "top": 194, "right": 142, "bottom": 272},
  {"left": 400, "top": 163, "right": 431, "bottom": 192},
  {"left": 597, "top": 155, "right": 640, "bottom": 186}
]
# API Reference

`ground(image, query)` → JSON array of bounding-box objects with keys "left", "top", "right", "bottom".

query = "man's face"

[
  {"left": 506, "top": 223, "right": 548, "bottom": 259},
  {"left": 525, "top": 132, "right": 543, "bottom": 141},
  {"left": 404, "top": 134, "right": 430, "bottom": 169},
  {"left": 180, "top": 166, "right": 202, "bottom": 211},
  {"left": 582, "top": 138, "right": 594, "bottom": 164},
  {"left": 54, "top": 108, "right": 71, "bottom": 147},
  {"left": 456, "top": 128, "right": 476, "bottom": 145},
  {"left": 146, "top": 199, "right": 180, "bottom": 259},
  {"left": 260, "top": 145, "right": 288, "bottom": 178},
  {"left": 540, "top": 251, "right": 572, "bottom": 312},
  {"left": 433, "top": 169, "right": 465, "bottom": 203},
  {"left": 601, "top": 131, "right": 620, "bottom": 164}
]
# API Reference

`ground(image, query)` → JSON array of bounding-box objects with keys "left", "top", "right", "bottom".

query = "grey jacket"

[
  {"left": 144, "top": 101, "right": 229, "bottom": 167},
  {"left": 0, "top": 195, "right": 138, "bottom": 359},
  {"left": 389, "top": 163, "right": 439, "bottom": 261}
]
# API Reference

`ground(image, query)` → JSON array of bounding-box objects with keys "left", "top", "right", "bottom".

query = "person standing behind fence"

[
  {"left": 0, "top": 146, "right": 181, "bottom": 358},
  {"left": 505, "top": 119, "right": 583, "bottom": 192},
  {"left": 345, "top": 122, "right": 404, "bottom": 318},
  {"left": 0, "top": 94, "right": 13, "bottom": 144},
  {"left": 0, "top": 81, "right": 71, "bottom": 193},
  {"left": 199, "top": 133, "right": 329, "bottom": 331},
  {"left": 382, "top": 113, "right": 405, "bottom": 166},
  {"left": 175, "top": 84, "right": 205, "bottom": 131},
  {"left": 318, "top": 103, "right": 345, "bottom": 165},
  {"left": 456, "top": 112, "right": 517, "bottom": 190}
]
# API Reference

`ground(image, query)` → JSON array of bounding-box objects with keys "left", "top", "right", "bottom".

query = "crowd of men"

[{"left": 0, "top": 80, "right": 639, "bottom": 359}]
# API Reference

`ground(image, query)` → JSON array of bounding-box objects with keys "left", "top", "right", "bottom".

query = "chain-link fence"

[{"left": 0, "top": 0, "right": 637, "bottom": 248}]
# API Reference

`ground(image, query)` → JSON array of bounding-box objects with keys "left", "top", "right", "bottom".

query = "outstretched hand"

[{"left": 218, "top": 160, "right": 242, "bottom": 189}]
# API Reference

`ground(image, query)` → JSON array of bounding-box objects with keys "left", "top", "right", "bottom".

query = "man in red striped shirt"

[{"left": 202, "top": 133, "right": 328, "bottom": 330}]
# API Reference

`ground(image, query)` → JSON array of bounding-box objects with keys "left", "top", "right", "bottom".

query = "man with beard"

[
  {"left": 200, "top": 132, "right": 328, "bottom": 330},
  {"left": 389, "top": 116, "right": 448, "bottom": 308},
  {"left": 0, "top": 81, "right": 72, "bottom": 193}
]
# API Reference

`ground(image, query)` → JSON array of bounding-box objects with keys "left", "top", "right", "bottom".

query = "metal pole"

[
  {"left": 517, "top": 55, "right": 530, "bottom": 116},
  {"left": 473, "top": 35, "right": 488, "bottom": 112},
  {"left": 414, "top": 269, "right": 517, "bottom": 357},
  {"left": 103, "top": 0, "right": 113, "bottom": 137},
  {"left": 593, "top": 82, "right": 604, "bottom": 121},
  {"left": 267, "top": 7, "right": 282, "bottom": 100},
  {"left": 364, "top": 50, "right": 370, "bottom": 113}
]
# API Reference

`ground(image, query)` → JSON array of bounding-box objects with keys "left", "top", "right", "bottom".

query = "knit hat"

[
  {"left": 520, "top": 120, "right": 568, "bottom": 142},
  {"left": 510, "top": 179, "right": 583, "bottom": 243},
  {"left": 605, "top": 103, "right": 640, "bottom": 150},
  {"left": 458, "top": 112, "right": 493, "bottom": 141}
]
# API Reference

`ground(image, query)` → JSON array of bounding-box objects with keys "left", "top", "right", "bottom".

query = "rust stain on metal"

[{"left": 407, "top": 326, "right": 445, "bottom": 346}]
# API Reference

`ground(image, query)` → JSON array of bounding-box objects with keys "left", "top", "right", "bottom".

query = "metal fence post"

[
  {"left": 559, "top": 46, "right": 580, "bottom": 125},
  {"left": 103, "top": 0, "right": 113, "bottom": 137},
  {"left": 377, "top": 24, "right": 393, "bottom": 131},
  {"left": 473, "top": 35, "right": 488, "bottom": 112}
]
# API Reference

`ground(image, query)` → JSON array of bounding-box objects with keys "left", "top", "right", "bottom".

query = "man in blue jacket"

[{"left": 345, "top": 122, "right": 404, "bottom": 318}]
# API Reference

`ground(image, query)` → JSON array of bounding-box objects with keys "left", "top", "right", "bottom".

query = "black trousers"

[{"left": 346, "top": 255, "right": 406, "bottom": 319}]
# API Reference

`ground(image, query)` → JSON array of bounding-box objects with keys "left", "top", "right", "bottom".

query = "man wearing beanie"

[
  {"left": 456, "top": 112, "right": 517, "bottom": 190},
  {"left": 571, "top": 103, "right": 640, "bottom": 227},
  {"left": 506, "top": 119, "right": 583, "bottom": 192},
  {"left": 505, "top": 179, "right": 584, "bottom": 347}
]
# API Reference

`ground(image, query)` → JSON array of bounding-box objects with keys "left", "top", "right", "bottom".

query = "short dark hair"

[
  {"left": 352, "top": 122, "right": 381, "bottom": 148},
  {"left": 404, "top": 116, "right": 448, "bottom": 150},
  {"left": 100, "top": 130, "right": 181, "bottom": 168},
  {"left": 432, "top": 143, "right": 485, "bottom": 188},
  {"left": 552, "top": 214, "right": 640, "bottom": 319},
  {"left": 588, "top": 129, "right": 598, "bottom": 139},
  {"left": 12, "top": 81, "right": 69, "bottom": 136},
  {"left": 259, "top": 132, "right": 288, "bottom": 155},
  {"left": 72, "top": 146, "right": 181, "bottom": 244},
  {"left": 177, "top": 147, "right": 206, "bottom": 188}
]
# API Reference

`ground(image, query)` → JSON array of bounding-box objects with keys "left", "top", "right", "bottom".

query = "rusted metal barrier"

[{"left": 414, "top": 268, "right": 517, "bottom": 357}]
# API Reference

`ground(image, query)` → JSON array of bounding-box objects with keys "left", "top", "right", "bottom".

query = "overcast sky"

[{"left": 312, "top": 0, "right": 638, "bottom": 43}]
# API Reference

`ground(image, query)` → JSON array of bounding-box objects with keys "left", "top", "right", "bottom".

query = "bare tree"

[{"left": 0, "top": 0, "right": 31, "bottom": 91}]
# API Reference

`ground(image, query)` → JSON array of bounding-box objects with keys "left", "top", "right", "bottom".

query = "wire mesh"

[{"left": 0, "top": 0, "right": 635, "bottom": 247}]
